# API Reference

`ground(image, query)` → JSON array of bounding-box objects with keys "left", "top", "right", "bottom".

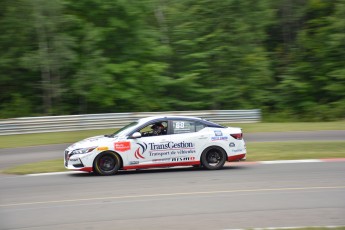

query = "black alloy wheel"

[
  {"left": 94, "top": 152, "right": 121, "bottom": 176},
  {"left": 201, "top": 147, "right": 226, "bottom": 170}
]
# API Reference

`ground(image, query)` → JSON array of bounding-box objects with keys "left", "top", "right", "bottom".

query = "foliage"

[
  {"left": 0, "top": 0, "right": 344, "bottom": 120},
  {"left": 266, "top": 0, "right": 345, "bottom": 120}
]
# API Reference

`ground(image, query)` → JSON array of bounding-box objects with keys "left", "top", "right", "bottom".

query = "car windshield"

[{"left": 109, "top": 121, "right": 138, "bottom": 137}]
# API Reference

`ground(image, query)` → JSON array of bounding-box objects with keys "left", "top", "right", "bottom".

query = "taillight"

[{"left": 230, "top": 133, "right": 243, "bottom": 140}]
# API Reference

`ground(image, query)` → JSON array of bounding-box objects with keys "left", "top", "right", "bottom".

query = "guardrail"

[{"left": 0, "top": 109, "right": 261, "bottom": 135}]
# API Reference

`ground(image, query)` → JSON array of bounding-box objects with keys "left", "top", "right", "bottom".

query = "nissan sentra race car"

[{"left": 64, "top": 116, "right": 246, "bottom": 175}]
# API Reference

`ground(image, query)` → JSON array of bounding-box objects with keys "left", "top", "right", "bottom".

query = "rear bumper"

[{"left": 227, "top": 153, "right": 246, "bottom": 162}]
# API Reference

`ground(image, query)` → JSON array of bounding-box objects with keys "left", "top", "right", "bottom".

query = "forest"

[{"left": 0, "top": 0, "right": 344, "bottom": 121}]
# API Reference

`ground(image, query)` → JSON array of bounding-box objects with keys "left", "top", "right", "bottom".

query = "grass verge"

[
  {"left": 0, "top": 121, "right": 344, "bottom": 149},
  {"left": 3, "top": 159, "right": 65, "bottom": 175},
  {"left": 227, "top": 121, "right": 345, "bottom": 133},
  {"left": 246, "top": 141, "right": 345, "bottom": 161},
  {"left": 2, "top": 141, "right": 344, "bottom": 175},
  {"left": 0, "top": 129, "right": 115, "bottom": 149}
]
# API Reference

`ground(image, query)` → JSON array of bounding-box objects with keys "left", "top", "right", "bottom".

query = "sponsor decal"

[
  {"left": 82, "top": 136, "right": 101, "bottom": 143},
  {"left": 149, "top": 141, "right": 194, "bottom": 150},
  {"left": 214, "top": 130, "right": 223, "bottom": 136},
  {"left": 134, "top": 143, "right": 147, "bottom": 159},
  {"left": 115, "top": 141, "right": 131, "bottom": 152},
  {"left": 172, "top": 149, "right": 196, "bottom": 155},
  {"left": 149, "top": 141, "right": 196, "bottom": 156},
  {"left": 149, "top": 151, "right": 170, "bottom": 157},
  {"left": 232, "top": 149, "right": 244, "bottom": 153},
  {"left": 152, "top": 158, "right": 171, "bottom": 162},
  {"left": 97, "top": 146, "right": 109, "bottom": 151},
  {"left": 229, "top": 142, "right": 235, "bottom": 147},
  {"left": 211, "top": 136, "right": 228, "bottom": 141},
  {"left": 175, "top": 122, "right": 185, "bottom": 129},
  {"left": 171, "top": 156, "right": 196, "bottom": 162},
  {"left": 69, "top": 158, "right": 79, "bottom": 162},
  {"left": 129, "top": 161, "right": 139, "bottom": 165},
  {"left": 134, "top": 141, "right": 196, "bottom": 159}
]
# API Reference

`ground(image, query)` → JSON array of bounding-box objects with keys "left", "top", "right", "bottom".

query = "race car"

[{"left": 64, "top": 116, "right": 246, "bottom": 175}]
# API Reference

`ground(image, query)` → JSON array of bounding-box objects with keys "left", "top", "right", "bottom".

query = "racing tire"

[
  {"left": 201, "top": 146, "right": 226, "bottom": 170},
  {"left": 93, "top": 152, "right": 121, "bottom": 176}
]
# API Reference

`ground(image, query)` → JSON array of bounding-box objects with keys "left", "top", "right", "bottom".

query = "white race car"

[{"left": 64, "top": 116, "right": 246, "bottom": 175}]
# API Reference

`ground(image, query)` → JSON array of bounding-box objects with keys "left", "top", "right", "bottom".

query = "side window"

[
  {"left": 195, "top": 122, "right": 206, "bottom": 132},
  {"left": 139, "top": 121, "right": 168, "bottom": 137},
  {"left": 172, "top": 120, "right": 196, "bottom": 134}
]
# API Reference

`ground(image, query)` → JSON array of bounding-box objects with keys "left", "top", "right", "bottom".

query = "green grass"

[
  {"left": 2, "top": 141, "right": 344, "bottom": 175},
  {"left": 226, "top": 121, "right": 345, "bottom": 133},
  {"left": 247, "top": 141, "right": 345, "bottom": 161},
  {"left": 0, "top": 121, "right": 344, "bottom": 149},
  {"left": 0, "top": 128, "right": 115, "bottom": 149},
  {"left": 3, "top": 159, "right": 65, "bottom": 175}
]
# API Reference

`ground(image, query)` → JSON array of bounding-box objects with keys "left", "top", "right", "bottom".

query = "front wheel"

[
  {"left": 201, "top": 147, "right": 226, "bottom": 170},
  {"left": 94, "top": 152, "right": 121, "bottom": 176}
]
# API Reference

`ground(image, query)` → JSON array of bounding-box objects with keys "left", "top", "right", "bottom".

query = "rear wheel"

[
  {"left": 201, "top": 147, "right": 226, "bottom": 170},
  {"left": 94, "top": 152, "right": 121, "bottom": 176}
]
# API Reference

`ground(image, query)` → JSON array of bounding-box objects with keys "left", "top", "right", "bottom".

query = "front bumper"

[{"left": 64, "top": 150, "right": 93, "bottom": 172}]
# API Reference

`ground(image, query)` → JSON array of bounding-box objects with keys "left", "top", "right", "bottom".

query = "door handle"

[
  {"left": 160, "top": 139, "right": 169, "bottom": 143},
  {"left": 198, "top": 136, "right": 207, "bottom": 139}
]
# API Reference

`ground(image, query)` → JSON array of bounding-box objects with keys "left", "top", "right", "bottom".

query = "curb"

[
  {"left": 224, "top": 226, "right": 345, "bottom": 230},
  {"left": 225, "top": 158, "right": 345, "bottom": 166}
]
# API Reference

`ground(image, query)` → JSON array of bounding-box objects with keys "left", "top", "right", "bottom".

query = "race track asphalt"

[
  {"left": 1, "top": 162, "right": 345, "bottom": 230},
  {"left": 0, "top": 130, "right": 344, "bottom": 170}
]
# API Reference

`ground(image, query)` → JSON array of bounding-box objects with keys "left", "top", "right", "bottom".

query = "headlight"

[{"left": 71, "top": 146, "right": 97, "bottom": 155}]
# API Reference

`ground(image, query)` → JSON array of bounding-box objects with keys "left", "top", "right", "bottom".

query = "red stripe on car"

[
  {"left": 228, "top": 153, "right": 246, "bottom": 162},
  {"left": 76, "top": 167, "right": 93, "bottom": 172},
  {"left": 123, "top": 161, "right": 201, "bottom": 170}
]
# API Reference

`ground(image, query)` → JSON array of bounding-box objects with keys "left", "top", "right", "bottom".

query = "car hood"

[{"left": 66, "top": 135, "right": 117, "bottom": 151}]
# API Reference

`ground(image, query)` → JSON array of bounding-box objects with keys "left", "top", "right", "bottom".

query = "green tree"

[
  {"left": 162, "top": 0, "right": 275, "bottom": 110},
  {"left": 0, "top": 0, "right": 76, "bottom": 117},
  {"left": 28, "top": 0, "right": 77, "bottom": 115},
  {"left": 0, "top": 0, "right": 37, "bottom": 117},
  {"left": 1, "top": 0, "right": 344, "bottom": 120},
  {"left": 277, "top": 0, "right": 345, "bottom": 120},
  {"left": 66, "top": 0, "right": 170, "bottom": 113}
]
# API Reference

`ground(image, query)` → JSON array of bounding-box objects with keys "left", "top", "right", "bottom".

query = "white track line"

[
  {"left": 26, "top": 171, "right": 84, "bottom": 176},
  {"left": 224, "top": 226, "right": 344, "bottom": 230},
  {"left": 261, "top": 159, "right": 322, "bottom": 164},
  {"left": 2, "top": 185, "right": 345, "bottom": 207}
]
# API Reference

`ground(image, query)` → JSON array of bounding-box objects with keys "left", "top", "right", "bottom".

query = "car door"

[
  {"left": 168, "top": 119, "right": 207, "bottom": 163},
  {"left": 126, "top": 120, "right": 171, "bottom": 166}
]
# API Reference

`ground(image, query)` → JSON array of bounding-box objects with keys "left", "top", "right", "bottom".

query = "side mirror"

[{"left": 131, "top": 132, "right": 142, "bottom": 139}]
